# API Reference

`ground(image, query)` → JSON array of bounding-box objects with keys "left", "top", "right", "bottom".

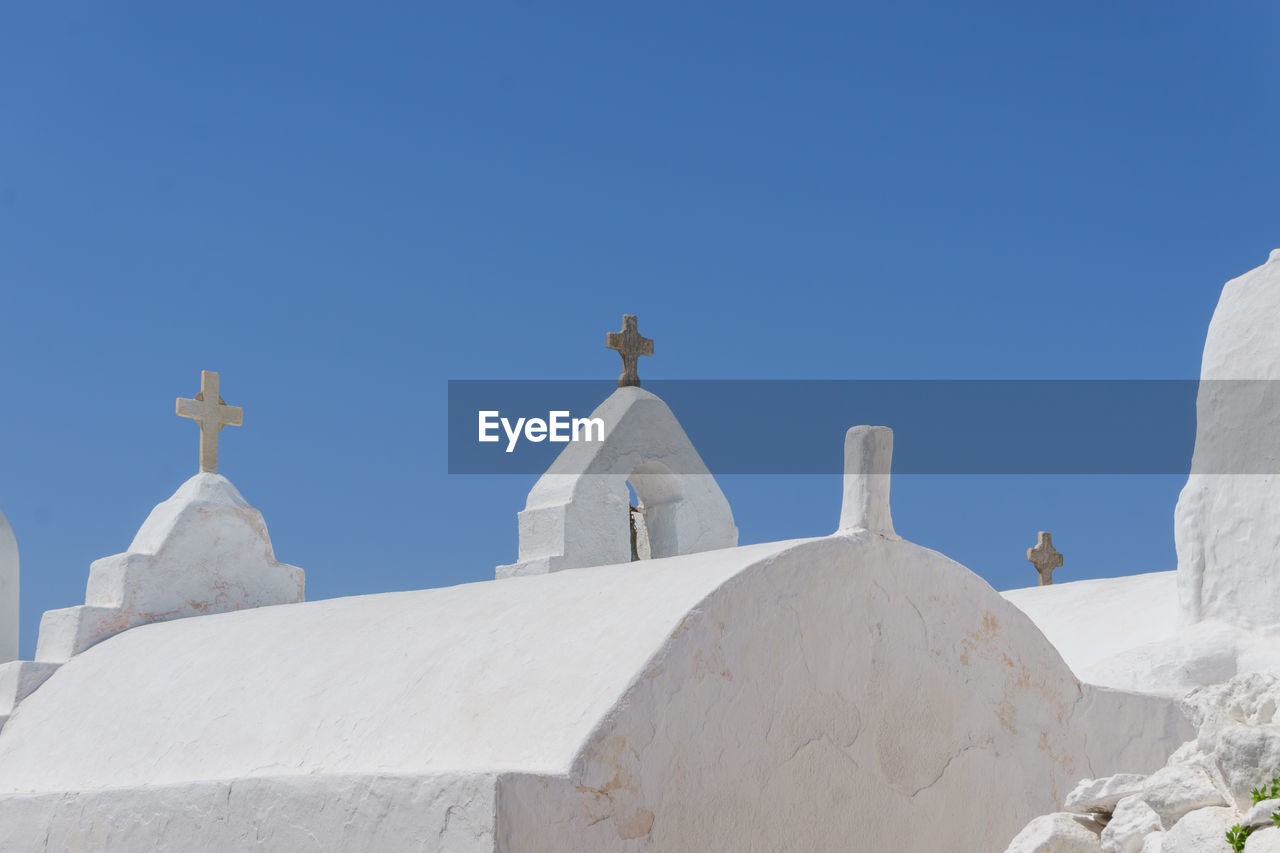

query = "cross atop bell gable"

[{"left": 605, "top": 315, "right": 653, "bottom": 388}]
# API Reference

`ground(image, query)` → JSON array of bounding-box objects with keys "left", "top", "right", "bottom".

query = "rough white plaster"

[
  {"left": 1003, "top": 252, "right": 1280, "bottom": 697},
  {"left": 1176, "top": 250, "right": 1280, "bottom": 629},
  {"left": 0, "top": 509, "right": 16, "bottom": 664},
  {"left": 839, "top": 425, "right": 897, "bottom": 537},
  {"left": 1077, "top": 619, "right": 1280, "bottom": 696},
  {"left": 1002, "top": 572, "right": 1180, "bottom": 686},
  {"left": 34, "top": 473, "right": 303, "bottom": 663},
  {"left": 1008, "top": 573, "right": 1280, "bottom": 696},
  {"left": 0, "top": 774, "right": 496, "bottom": 853},
  {"left": 0, "top": 539, "right": 800, "bottom": 791},
  {"left": 0, "top": 530, "right": 1188, "bottom": 850},
  {"left": 1003, "top": 572, "right": 1179, "bottom": 675},
  {"left": 0, "top": 662, "right": 58, "bottom": 718},
  {"left": 495, "top": 532, "right": 1187, "bottom": 852},
  {"left": 497, "top": 387, "right": 737, "bottom": 577},
  {"left": 0, "top": 661, "right": 58, "bottom": 734}
]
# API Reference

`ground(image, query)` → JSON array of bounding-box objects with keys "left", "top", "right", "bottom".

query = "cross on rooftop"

[
  {"left": 605, "top": 314, "right": 654, "bottom": 388},
  {"left": 1026, "top": 531, "right": 1063, "bottom": 586},
  {"left": 175, "top": 371, "right": 244, "bottom": 475}
]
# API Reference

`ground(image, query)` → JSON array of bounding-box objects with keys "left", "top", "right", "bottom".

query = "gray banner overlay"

[{"left": 447, "top": 380, "right": 1279, "bottom": 474}]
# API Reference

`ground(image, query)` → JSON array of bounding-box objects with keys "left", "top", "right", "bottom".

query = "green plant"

[
  {"left": 1252, "top": 775, "right": 1280, "bottom": 804},
  {"left": 1227, "top": 824, "right": 1253, "bottom": 852},
  {"left": 1272, "top": 808, "right": 1280, "bottom": 828}
]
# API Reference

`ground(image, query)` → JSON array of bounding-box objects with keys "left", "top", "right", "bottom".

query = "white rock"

[
  {"left": 1246, "top": 825, "right": 1280, "bottom": 851},
  {"left": 1147, "top": 674, "right": 1280, "bottom": 809},
  {"left": 1139, "top": 832, "right": 1163, "bottom": 853},
  {"left": 1186, "top": 673, "right": 1280, "bottom": 728},
  {"left": 1204, "top": 723, "right": 1280, "bottom": 809},
  {"left": 1005, "top": 812, "right": 1103, "bottom": 852},
  {"left": 1140, "top": 762, "right": 1230, "bottom": 826},
  {"left": 1243, "top": 798, "right": 1280, "bottom": 828},
  {"left": 1159, "top": 806, "right": 1239, "bottom": 853},
  {"left": 1101, "top": 796, "right": 1162, "bottom": 853},
  {"left": 1167, "top": 741, "right": 1203, "bottom": 765},
  {"left": 1067, "top": 774, "right": 1149, "bottom": 814}
]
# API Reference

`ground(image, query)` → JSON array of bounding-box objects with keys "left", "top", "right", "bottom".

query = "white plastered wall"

[
  {"left": 496, "top": 533, "right": 1189, "bottom": 852},
  {"left": 1176, "top": 250, "right": 1280, "bottom": 628},
  {"left": 0, "top": 511, "right": 16, "bottom": 664}
]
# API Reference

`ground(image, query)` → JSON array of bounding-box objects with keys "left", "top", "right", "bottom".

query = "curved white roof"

[{"left": 0, "top": 539, "right": 803, "bottom": 793}]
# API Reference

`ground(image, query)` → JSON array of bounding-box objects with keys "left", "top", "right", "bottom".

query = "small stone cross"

[
  {"left": 176, "top": 371, "right": 244, "bottom": 474},
  {"left": 605, "top": 315, "right": 653, "bottom": 388},
  {"left": 1027, "top": 531, "right": 1063, "bottom": 586}
]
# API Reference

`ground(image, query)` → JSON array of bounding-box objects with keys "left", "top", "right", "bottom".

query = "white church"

[{"left": 2, "top": 253, "right": 1280, "bottom": 852}]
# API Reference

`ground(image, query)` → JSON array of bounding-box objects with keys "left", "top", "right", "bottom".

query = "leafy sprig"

[{"left": 1252, "top": 776, "right": 1280, "bottom": 805}]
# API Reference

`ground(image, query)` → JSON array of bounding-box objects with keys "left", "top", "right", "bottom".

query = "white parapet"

[
  {"left": 35, "top": 473, "right": 304, "bottom": 663},
  {"left": 838, "top": 425, "right": 898, "bottom": 538},
  {"left": 0, "top": 661, "right": 59, "bottom": 732},
  {"left": 0, "top": 511, "right": 15, "bottom": 665}
]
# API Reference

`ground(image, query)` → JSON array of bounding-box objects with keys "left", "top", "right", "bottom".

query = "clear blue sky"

[{"left": 2, "top": 3, "right": 1277, "bottom": 657}]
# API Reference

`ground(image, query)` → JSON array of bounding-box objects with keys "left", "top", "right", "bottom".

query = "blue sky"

[{"left": 2, "top": 2, "right": 1277, "bottom": 657}]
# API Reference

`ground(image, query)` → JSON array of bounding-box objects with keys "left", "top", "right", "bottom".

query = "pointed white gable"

[
  {"left": 35, "top": 473, "right": 304, "bottom": 662},
  {"left": 498, "top": 386, "right": 737, "bottom": 578}
]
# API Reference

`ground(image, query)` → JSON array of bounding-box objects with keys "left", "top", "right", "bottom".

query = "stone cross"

[
  {"left": 1027, "top": 531, "right": 1063, "bottom": 586},
  {"left": 605, "top": 315, "right": 653, "bottom": 388},
  {"left": 176, "top": 371, "right": 244, "bottom": 474}
]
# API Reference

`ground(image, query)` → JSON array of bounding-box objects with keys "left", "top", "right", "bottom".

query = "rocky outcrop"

[{"left": 1007, "top": 674, "right": 1280, "bottom": 852}]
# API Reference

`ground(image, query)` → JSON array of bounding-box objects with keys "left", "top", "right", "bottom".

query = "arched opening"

[
  {"left": 497, "top": 388, "right": 739, "bottom": 578},
  {"left": 627, "top": 489, "right": 650, "bottom": 560},
  {"left": 626, "top": 461, "right": 682, "bottom": 561},
  {"left": 628, "top": 480, "right": 651, "bottom": 561}
]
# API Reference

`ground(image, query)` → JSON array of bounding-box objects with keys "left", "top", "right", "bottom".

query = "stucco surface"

[
  {"left": 1002, "top": 572, "right": 1179, "bottom": 679},
  {"left": 0, "top": 532, "right": 1188, "bottom": 851},
  {"left": 1003, "top": 571, "right": 1280, "bottom": 695},
  {"left": 34, "top": 473, "right": 304, "bottom": 662},
  {"left": 0, "top": 510, "right": 15, "bottom": 665},
  {"left": 1176, "top": 250, "right": 1280, "bottom": 628},
  {"left": 498, "top": 386, "right": 737, "bottom": 577},
  {"left": 0, "top": 539, "right": 800, "bottom": 791},
  {"left": 498, "top": 533, "right": 1186, "bottom": 852},
  {"left": 1003, "top": 251, "right": 1280, "bottom": 697},
  {"left": 0, "top": 774, "right": 497, "bottom": 853}
]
